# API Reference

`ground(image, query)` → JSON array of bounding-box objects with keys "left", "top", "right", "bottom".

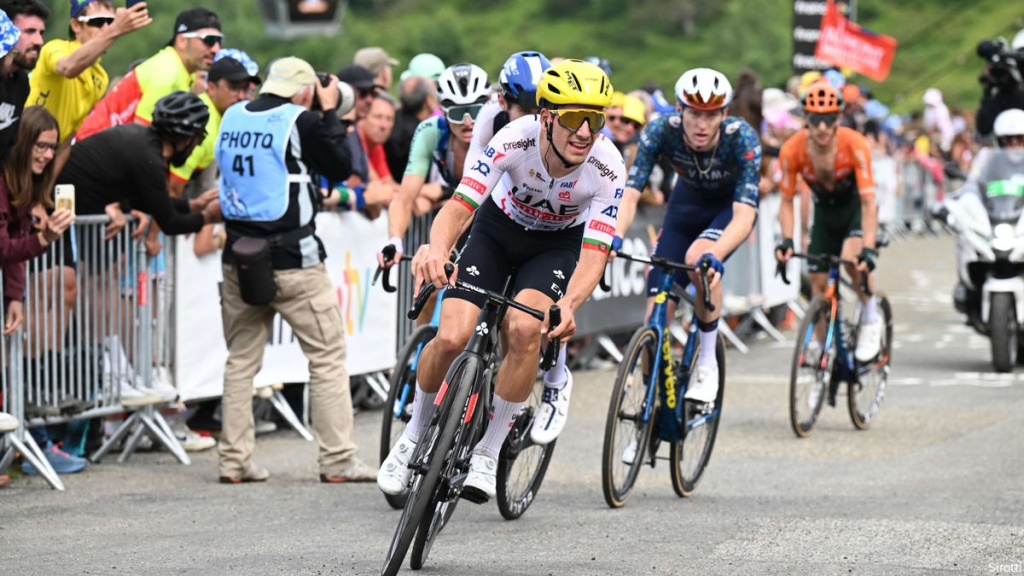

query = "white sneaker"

[
  {"left": 377, "top": 432, "right": 417, "bottom": 495},
  {"left": 149, "top": 367, "right": 178, "bottom": 401},
  {"left": 255, "top": 419, "right": 278, "bottom": 435},
  {"left": 118, "top": 380, "right": 164, "bottom": 408},
  {"left": 170, "top": 420, "right": 216, "bottom": 452},
  {"left": 855, "top": 319, "right": 883, "bottom": 363},
  {"left": 530, "top": 370, "right": 573, "bottom": 445},
  {"left": 684, "top": 364, "right": 719, "bottom": 403},
  {"left": 622, "top": 438, "right": 638, "bottom": 465},
  {"left": 462, "top": 451, "right": 497, "bottom": 503},
  {"left": 0, "top": 411, "right": 18, "bottom": 432}
]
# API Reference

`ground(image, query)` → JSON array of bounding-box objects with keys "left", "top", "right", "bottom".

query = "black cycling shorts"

[{"left": 445, "top": 199, "right": 584, "bottom": 308}]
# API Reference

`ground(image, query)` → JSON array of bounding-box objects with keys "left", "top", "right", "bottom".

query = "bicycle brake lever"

[
  {"left": 540, "top": 305, "right": 562, "bottom": 371},
  {"left": 699, "top": 259, "right": 716, "bottom": 313}
]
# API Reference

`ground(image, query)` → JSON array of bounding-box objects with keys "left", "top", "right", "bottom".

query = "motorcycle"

[{"left": 935, "top": 149, "right": 1024, "bottom": 372}]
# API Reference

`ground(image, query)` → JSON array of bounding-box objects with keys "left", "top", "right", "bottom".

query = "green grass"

[{"left": 36, "top": 0, "right": 1024, "bottom": 113}]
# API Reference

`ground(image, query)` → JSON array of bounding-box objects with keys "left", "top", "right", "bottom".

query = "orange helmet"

[{"left": 802, "top": 84, "right": 844, "bottom": 114}]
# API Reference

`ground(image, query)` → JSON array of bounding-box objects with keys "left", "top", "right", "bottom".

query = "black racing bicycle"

[{"left": 380, "top": 263, "right": 560, "bottom": 576}]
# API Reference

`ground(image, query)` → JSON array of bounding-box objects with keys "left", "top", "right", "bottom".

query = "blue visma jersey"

[{"left": 626, "top": 113, "right": 762, "bottom": 210}]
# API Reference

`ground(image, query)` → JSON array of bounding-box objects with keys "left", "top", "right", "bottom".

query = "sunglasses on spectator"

[
  {"left": 357, "top": 87, "right": 378, "bottom": 99},
  {"left": 77, "top": 14, "right": 115, "bottom": 28},
  {"left": 444, "top": 104, "right": 484, "bottom": 124},
  {"left": 182, "top": 32, "right": 224, "bottom": 47},
  {"left": 34, "top": 141, "right": 58, "bottom": 153},
  {"left": 807, "top": 112, "right": 839, "bottom": 127},
  {"left": 554, "top": 109, "right": 606, "bottom": 133},
  {"left": 606, "top": 115, "right": 643, "bottom": 130}
]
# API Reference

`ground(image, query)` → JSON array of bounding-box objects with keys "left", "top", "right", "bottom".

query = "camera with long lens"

[
  {"left": 977, "top": 38, "right": 1022, "bottom": 95},
  {"left": 311, "top": 72, "right": 356, "bottom": 117}
]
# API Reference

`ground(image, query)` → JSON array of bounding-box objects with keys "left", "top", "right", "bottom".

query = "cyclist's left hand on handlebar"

[
  {"left": 698, "top": 253, "right": 724, "bottom": 290},
  {"left": 857, "top": 247, "right": 877, "bottom": 273},
  {"left": 420, "top": 245, "right": 455, "bottom": 289},
  {"left": 546, "top": 302, "right": 576, "bottom": 341}
]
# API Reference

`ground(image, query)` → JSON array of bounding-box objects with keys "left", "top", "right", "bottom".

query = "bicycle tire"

[
  {"left": 496, "top": 377, "right": 558, "bottom": 520},
  {"left": 601, "top": 327, "right": 659, "bottom": 509},
  {"left": 410, "top": 358, "right": 482, "bottom": 570},
  {"left": 380, "top": 359, "right": 471, "bottom": 576},
  {"left": 849, "top": 295, "right": 893, "bottom": 430},
  {"left": 670, "top": 334, "right": 725, "bottom": 497},
  {"left": 380, "top": 325, "right": 437, "bottom": 510},
  {"left": 790, "top": 295, "right": 832, "bottom": 438}
]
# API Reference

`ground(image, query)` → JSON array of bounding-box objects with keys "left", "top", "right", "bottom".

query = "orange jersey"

[{"left": 779, "top": 127, "right": 874, "bottom": 200}]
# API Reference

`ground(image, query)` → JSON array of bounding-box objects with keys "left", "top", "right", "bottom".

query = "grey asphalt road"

[{"left": 2, "top": 236, "right": 1022, "bottom": 575}]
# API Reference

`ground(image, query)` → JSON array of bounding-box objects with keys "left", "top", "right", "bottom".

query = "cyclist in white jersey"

[{"left": 378, "top": 60, "right": 624, "bottom": 503}]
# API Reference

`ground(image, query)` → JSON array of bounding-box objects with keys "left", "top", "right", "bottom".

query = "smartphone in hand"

[
  {"left": 55, "top": 184, "right": 75, "bottom": 214},
  {"left": 126, "top": 0, "right": 146, "bottom": 9}
]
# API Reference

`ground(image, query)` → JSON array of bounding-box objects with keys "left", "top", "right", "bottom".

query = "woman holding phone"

[{"left": 0, "top": 106, "right": 74, "bottom": 335}]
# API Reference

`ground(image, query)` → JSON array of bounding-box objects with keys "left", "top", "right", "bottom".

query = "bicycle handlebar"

[
  {"left": 775, "top": 252, "right": 872, "bottom": 296},
  {"left": 613, "top": 252, "right": 715, "bottom": 312},
  {"left": 373, "top": 244, "right": 412, "bottom": 293}
]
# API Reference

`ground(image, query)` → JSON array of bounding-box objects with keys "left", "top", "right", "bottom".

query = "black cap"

[
  {"left": 336, "top": 64, "right": 382, "bottom": 90},
  {"left": 168, "top": 8, "right": 220, "bottom": 44},
  {"left": 208, "top": 57, "right": 261, "bottom": 84}
]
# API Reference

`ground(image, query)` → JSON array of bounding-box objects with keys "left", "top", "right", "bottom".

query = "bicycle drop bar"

[
  {"left": 373, "top": 244, "right": 413, "bottom": 293},
  {"left": 776, "top": 252, "right": 872, "bottom": 296},
  {"left": 407, "top": 263, "right": 548, "bottom": 323},
  {"left": 612, "top": 252, "right": 715, "bottom": 312},
  {"left": 540, "top": 306, "right": 561, "bottom": 371}
]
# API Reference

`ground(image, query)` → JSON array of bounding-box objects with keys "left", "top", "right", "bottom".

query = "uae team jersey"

[{"left": 452, "top": 115, "right": 626, "bottom": 254}]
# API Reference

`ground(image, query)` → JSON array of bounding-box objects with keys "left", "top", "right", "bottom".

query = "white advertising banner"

[
  {"left": 174, "top": 211, "right": 397, "bottom": 402},
  {"left": 759, "top": 193, "right": 803, "bottom": 308}
]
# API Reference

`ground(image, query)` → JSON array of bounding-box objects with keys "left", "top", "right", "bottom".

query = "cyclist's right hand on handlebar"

[
  {"left": 775, "top": 238, "right": 794, "bottom": 263},
  {"left": 420, "top": 245, "right": 456, "bottom": 289}
]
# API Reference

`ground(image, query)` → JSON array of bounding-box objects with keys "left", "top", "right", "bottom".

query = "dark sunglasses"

[
  {"left": 606, "top": 115, "right": 642, "bottom": 129},
  {"left": 77, "top": 14, "right": 115, "bottom": 28},
  {"left": 357, "top": 87, "right": 378, "bottom": 99},
  {"left": 807, "top": 112, "right": 839, "bottom": 127},
  {"left": 182, "top": 32, "right": 224, "bottom": 47},
  {"left": 554, "top": 109, "right": 606, "bottom": 133},
  {"left": 444, "top": 104, "right": 484, "bottom": 124}
]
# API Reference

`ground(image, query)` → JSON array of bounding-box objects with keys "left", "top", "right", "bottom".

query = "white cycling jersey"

[
  {"left": 465, "top": 100, "right": 504, "bottom": 170},
  {"left": 453, "top": 115, "right": 626, "bottom": 254}
]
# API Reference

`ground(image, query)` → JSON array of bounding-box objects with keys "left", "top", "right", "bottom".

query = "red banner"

[{"left": 814, "top": 0, "right": 897, "bottom": 82}]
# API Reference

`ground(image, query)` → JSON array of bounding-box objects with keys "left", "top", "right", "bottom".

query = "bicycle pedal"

[{"left": 459, "top": 486, "right": 490, "bottom": 505}]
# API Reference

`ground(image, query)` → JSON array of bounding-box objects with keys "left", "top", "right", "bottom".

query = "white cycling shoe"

[
  {"left": 461, "top": 451, "right": 497, "bottom": 504},
  {"left": 622, "top": 438, "right": 638, "bottom": 465},
  {"left": 530, "top": 370, "right": 573, "bottom": 445},
  {"left": 855, "top": 319, "right": 883, "bottom": 363},
  {"left": 684, "top": 364, "right": 719, "bottom": 404},
  {"left": 377, "top": 432, "right": 417, "bottom": 495}
]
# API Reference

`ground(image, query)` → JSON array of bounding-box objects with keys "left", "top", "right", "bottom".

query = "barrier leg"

[
  {"left": 595, "top": 334, "right": 624, "bottom": 364},
  {"left": 788, "top": 299, "right": 807, "bottom": 321},
  {"left": 669, "top": 322, "right": 688, "bottom": 348},
  {"left": 143, "top": 410, "right": 191, "bottom": 465},
  {"left": 365, "top": 372, "right": 390, "bottom": 402},
  {"left": 269, "top": 391, "right": 314, "bottom": 442},
  {"left": 0, "top": 443, "right": 15, "bottom": 472},
  {"left": 117, "top": 414, "right": 147, "bottom": 463},
  {"left": 750, "top": 308, "right": 787, "bottom": 342},
  {"left": 10, "top": 434, "right": 65, "bottom": 491},
  {"left": 91, "top": 413, "right": 136, "bottom": 462},
  {"left": 718, "top": 321, "right": 749, "bottom": 354}
]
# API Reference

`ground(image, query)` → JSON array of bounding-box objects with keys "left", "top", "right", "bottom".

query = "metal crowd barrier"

[
  {"left": 0, "top": 216, "right": 189, "bottom": 491},
  {"left": 395, "top": 210, "right": 435, "bottom": 352}
]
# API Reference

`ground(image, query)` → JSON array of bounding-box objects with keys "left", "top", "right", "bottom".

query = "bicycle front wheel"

[
  {"left": 849, "top": 295, "right": 893, "bottom": 430},
  {"left": 496, "top": 376, "right": 558, "bottom": 520},
  {"left": 601, "top": 327, "right": 659, "bottom": 509},
  {"left": 381, "top": 324, "right": 437, "bottom": 510},
  {"left": 790, "top": 295, "right": 833, "bottom": 438},
  {"left": 381, "top": 359, "right": 470, "bottom": 576},
  {"left": 670, "top": 334, "right": 725, "bottom": 497}
]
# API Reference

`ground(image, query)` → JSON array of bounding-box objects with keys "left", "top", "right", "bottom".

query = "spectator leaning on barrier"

[
  {"left": 384, "top": 75, "right": 437, "bottom": 180},
  {"left": 75, "top": 7, "right": 221, "bottom": 140},
  {"left": 354, "top": 46, "right": 398, "bottom": 93},
  {"left": 27, "top": 0, "right": 151, "bottom": 145},
  {"left": 213, "top": 56, "right": 375, "bottom": 484},
  {"left": 336, "top": 63, "right": 394, "bottom": 218},
  {"left": 0, "top": 0, "right": 49, "bottom": 163}
]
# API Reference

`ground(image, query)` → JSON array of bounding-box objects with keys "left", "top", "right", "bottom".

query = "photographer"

[
  {"left": 213, "top": 56, "right": 374, "bottom": 484},
  {"left": 976, "top": 30, "right": 1024, "bottom": 138}
]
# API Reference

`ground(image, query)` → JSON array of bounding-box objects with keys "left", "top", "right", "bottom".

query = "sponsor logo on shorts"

[{"left": 551, "top": 283, "right": 564, "bottom": 299}]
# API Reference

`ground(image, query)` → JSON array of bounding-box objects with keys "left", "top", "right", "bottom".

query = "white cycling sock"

[
  {"left": 697, "top": 328, "right": 718, "bottom": 367},
  {"left": 543, "top": 345, "right": 568, "bottom": 389},
  {"left": 474, "top": 395, "right": 522, "bottom": 461},
  {"left": 861, "top": 296, "right": 879, "bottom": 324},
  {"left": 404, "top": 380, "right": 436, "bottom": 442}
]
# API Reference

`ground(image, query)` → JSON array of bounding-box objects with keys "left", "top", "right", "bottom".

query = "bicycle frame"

[
  {"left": 797, "top": 264, "right": 858, "bottom": 389},
  {"left": 393, "top": 288, "right": 447, "bottom": 420}
]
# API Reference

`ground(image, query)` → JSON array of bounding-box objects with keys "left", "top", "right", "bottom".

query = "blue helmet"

[{"left": 499, "top": 51, "right": 551, "bottom": 111}]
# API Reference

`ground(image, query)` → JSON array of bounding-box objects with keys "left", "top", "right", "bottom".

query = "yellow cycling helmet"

[{"left": 536, "top": 59, "right": 613, "bottom": 109}]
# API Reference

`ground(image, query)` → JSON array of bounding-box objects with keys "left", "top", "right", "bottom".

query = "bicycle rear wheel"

[
  {"left": 381, "top": 360, "right": 470, "bottom": 576},
  {"left": 790, "top": 295, "right": 833, "bottom": 438},
  {"left": 381, "top": 325, "right": 437, "bottom": 510},
  {"left": 849, "top": 295, "right": 893, "bottom": 429},
  {"left": 496, "top": 376, "right": 558, "bottom": 520},
  {"left": 601, "top": 327, "right": 658, "bottom": 509},
  {"left": 409, "top": 358, "right": 481, "bottom": 570},
  {"left": 670, "top": 334, "right": 725, "bottom": 497}
]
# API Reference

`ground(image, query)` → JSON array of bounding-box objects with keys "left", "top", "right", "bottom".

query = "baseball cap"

[
  {"left": 260, "top": 56, "right": 316, "bottom": 98},
  {"left": 400, "top": 53, "right": 445, "bottom": 82},
  {"left": 208, "top": 56, "right": 261, "bottom": 85},
  {"left": 168, "top": 8, "right": 220, "bottom": 45},
  {"left": 354, "top": 47, "right": 398, "bottom": 76},
  {"left": 337, "top": 64, "right": 382, "bottom": 90},
  {"left": 215, "top": 48, "right": 261, "bottom": 80},
  {"left": 70, "top": 0, "right": 98, "bottom": 19},
  {"left": 0, "top": 9, "right": 19, "bottom": 60}
]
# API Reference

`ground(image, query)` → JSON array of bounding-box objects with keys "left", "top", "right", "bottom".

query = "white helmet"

[
  {"left": 994, "top": 108, "right": 1024, "bottom": 146},
  {"left": 437, "top": 63, "right": 490, "bottom": 107},
  {"left": 675, "top": 68, "right": 733, "bottom": 111}
]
